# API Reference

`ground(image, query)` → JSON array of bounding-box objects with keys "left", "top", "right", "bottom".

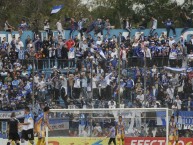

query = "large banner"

[
  {"left": 125, "top": 137, "right": 193, "bottom": 145},
  {"left": 0, "top": 110, "right": 24, "bottom": 119},
  {"left": 1, "top": 137, "right": 193, "bottom": 145},
  {"left": 50, "top": 120, "right": 69, "bottom": 130}
]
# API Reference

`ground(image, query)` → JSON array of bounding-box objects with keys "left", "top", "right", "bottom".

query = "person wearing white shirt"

[
  {"left": 121, "top": 47, "right": 127, "bottom": 69},
  {"left": 73, "top": 73, "right": 81, "bottom": 99},
  {"left": 68, "top": 47, "right": 75, "bottom": 68},
  {"left": 150, "top": 17, "right": 157, "bottom": 36},
  {"left": 56, "top": 19, "right": 64, "bottom": 39},
  {"left": 174, "top": 95, "right": 182, "bottom": 110},
  {"left": 16, "top": 37, "right": 24, "bottom": 52},
  {"left": 81, "top": 73, "right": 88, "bottom": 98},
  {"left": 136, "top": 91, "right": 144, "bottom": 103},
  {"left": 92, "top": 74, "right": 99, "bottom": 99},
  {"left": 111, "top": 48, "right": 118, "bottom": 58},
  {"left": 169, "top": 37, "right": 176, "bottom": 48},
  {"left": 144, "top": 46, "right": 152, "bottom": 67},
  {"left": 37, "top": 78, "right": 46, "bottom": 101},
  {"left": 169, "top": 45, "right": 178, "bottom": 67},
  {"left": 60, "top": 75, "right": 67, "bottom": 93},
  {"left": 93, "top": 123, "right": 102, "bottom": 136},
  {"left": 166, "top": 86, "right": 174, "bottom": 100},
  {"left": 33, "top": 73, "right": 39, "bottom": 84},
  {"left": 132, "top": 39, "right": 139, "bottom": 48},
  {"left": 96, "top": 37, "right": 102, "bottom": 46},
  {"left": 108, "top": 100, "right": 116, "bottom": 108}
]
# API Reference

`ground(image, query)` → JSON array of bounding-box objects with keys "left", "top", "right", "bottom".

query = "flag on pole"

[{"left": 51, "top": 5, "right": 64, "bottom": 14}]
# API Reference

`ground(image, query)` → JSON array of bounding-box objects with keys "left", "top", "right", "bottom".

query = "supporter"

[
  {"left": 186, "top": 39, "right": 193, "bottom": 55},
  {"left": 56, "top": 19, "right": 64, "bottom": 39},
  {"left": 44, "top": 19, "right": 50, "bottom": 34},
  {"left": 105, "top": 19, "right": 113, "bottom": 35},
  {"left": 121, "top": 17, "right": 132, "bottom": 36},
  {"left": 181, "top": 12, "right": 192, "bottom": 34},
  {"left": 185, "top": 97, "right": 193, "bottom": 111},
  {"left": 69, "top": 17, "right": 77, "bottom": 38},
  {"left": 138, "top": 17, "right": 147, "bottom": 31},
  {"left": 149, "top": 16, "right": 157, "bottom": 36},
  {"left": 4, "top": 19, "right": 14, "bottom": 34},
  {"left": 162, "top": 18, "right": 176, "bottom": 37},
  {"left": 18, "top": 19, "right": 28, "bottom": 36}
]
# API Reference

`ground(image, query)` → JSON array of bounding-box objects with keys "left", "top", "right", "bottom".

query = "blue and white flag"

[
  {"left": 156, "top": 111, "right": 166, "bottom": 126},
  {"left": 99, "top": 49, "right": 106, "bottom": 59},
  {"left": 51, "top": 5, "right": 64, "bottom": 14}
]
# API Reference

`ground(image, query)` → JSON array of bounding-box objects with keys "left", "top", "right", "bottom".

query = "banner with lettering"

[
  {"left": 125, "top": 137, "right": 193, "bottom": 145},
  {"left": 0, "top": 110, "right": 25, "bottom": 119},
  {"left": 49, "top": 119, "right": 69, "bottom": 130}
]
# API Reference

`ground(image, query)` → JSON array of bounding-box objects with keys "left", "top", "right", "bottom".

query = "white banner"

[{"left": 0, "top": 110, "right": 25, "bottom": 119}]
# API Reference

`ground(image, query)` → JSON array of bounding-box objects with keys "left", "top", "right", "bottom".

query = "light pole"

[{"left": 117, "top": 38, "right": 121, "bottom": 108}]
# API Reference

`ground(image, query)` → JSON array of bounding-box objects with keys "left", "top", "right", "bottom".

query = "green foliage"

[{"left": 0, "top": 0, "right": 192, "bottom": 30}]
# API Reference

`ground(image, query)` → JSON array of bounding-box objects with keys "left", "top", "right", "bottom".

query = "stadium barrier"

[{"left": 0, "top": 28, "right": 193, "bottom": 47}]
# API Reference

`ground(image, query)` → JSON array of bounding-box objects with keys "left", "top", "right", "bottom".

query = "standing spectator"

[
  {"left": 48, "top": 44, "right": 56, "bottom": 68},
  {"left": 138, "top": 17, "right": 147, "bottom": 31},
  {"left": 150, "top": 16, "right": 157, "bottom": 36},
  {"left": 69, "top": 18, "right": 77, "bottom": 39},
  {"left": 51, "top": 73, "right": 61, "bottom": 103},
  {"left": 44, "top": 19, "right": 50, "bottom": 34},
  {"left": 68, "top": 46, "right": 75, "bottom": 68},
  {"left": 166, "top": 85, "right": 174, "bottom": 101},
  {"left": 66, "top": 38, "right": 75, "bottom": 51},
  {"left": 37, "top": 77, "right": 46, "bottom": 102},
  {"left": 169, "top": 44, "right": 178, "bottom": 67},
  {"left": 16, "top": 37, "right": 24, "bottom": 55},
  {"left": 105, "top": 19, "right": 113, "bottom": 35},
  {"left": 174, "top": 95, "right": 182, "bottom": 110},
  {"left": 18, "top": 47, "right": 25, "bottom": 60},
  {"left": 78, "top": 18, "right": 86, "bottom": 38},
  {"left": 125, "top": 77, "right": 134, "bottom": 102},
  {"left": 181, "top": 13, "right": 192, "bottom": 34},
  {"left": 185, "top": 97, "right": 193, "bottom": 111},
  {"left": 176, "top": 43, "right": 183, "bottom": 67},
  {"left": 73, "top": 73, "right": 81, "bottom": 99},
  {"left": 144, "top": 46, "right": 152, "bottom": 67},
  {"left": 56, "top": 43, "right": 62, "bottom": 69},
  {"left": 163, "top": 18, "right": 176, "bottom": 37},
  {"left": 125, "top": 17, "right": 132, "bottom": 36},
  {"left": 121, "top": 47, "right": 127, "bottom": 69},
  {"left": 34, "top": 49, "right": 43, "bottom": 69},
  {"left": 56, "top": 19, "right": 64, "bottom": 39},
  {"left": 99, "top": 76, "right": 107, "bottom": 100},
  {"left": 4, "top": 19, "right": 14, "bottom": 34},
  {"left": 18, "top": 19, "right": 28, "bottom": 36}
]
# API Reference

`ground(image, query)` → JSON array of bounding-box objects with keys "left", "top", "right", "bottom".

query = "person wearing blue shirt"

[
  {"left": 125, "top": 77, "right": 134, "bottom": 101},
  {"left": 12, "top": 77, "right": 19, "bottom": 88},
  {"left": 136, "top": 46, "right": 144, "bottom": 67},
  {"left": 155, "top": 43, "right": 163, "bottom": 67},
  {"left": 163, "top": 18, "right": 176, "bottom": 37}
]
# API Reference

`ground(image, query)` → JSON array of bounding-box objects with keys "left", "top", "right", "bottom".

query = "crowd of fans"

[
  {"left": 0, "top": 15, "right": 193, "bottom": 110},
  {"left": 0, "top": 25, "right": 193, "bottom": 112}
]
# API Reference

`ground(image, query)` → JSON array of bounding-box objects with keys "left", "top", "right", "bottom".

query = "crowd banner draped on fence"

[{"left": 0, "top": 110, "right": 24, "bottom": 119}]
